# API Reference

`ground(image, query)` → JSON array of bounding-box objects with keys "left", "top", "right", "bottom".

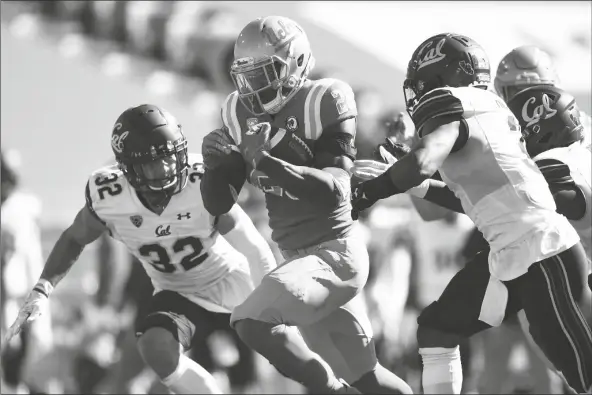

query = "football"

[{"left": 267, "top": 125, "right": 314, "bottom": 166}]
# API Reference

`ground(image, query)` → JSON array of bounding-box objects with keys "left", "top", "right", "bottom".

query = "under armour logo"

[
  {"left": 352, "top": 187, "right": 364, "bottom": 201},
  {"left": 177, "top": 213, "right": 191, "bottom": 220},
  {"left": 155, "top": 225, "right": 172, "bottom": 237}
]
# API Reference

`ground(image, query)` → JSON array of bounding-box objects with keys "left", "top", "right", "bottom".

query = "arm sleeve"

[{"left": 536, "top": 158, "right": 587, "bottom": 220}]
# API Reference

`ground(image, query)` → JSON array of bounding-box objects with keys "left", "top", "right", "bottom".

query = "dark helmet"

[
  {"left": 111, "top": 104, "right": 189, "bottom": 195},
  {"left": 404, "top": 33, "right": 491, "bottom": 115},
  {"left": 506, "top": 85, "right": 583, "bottom": 157}
]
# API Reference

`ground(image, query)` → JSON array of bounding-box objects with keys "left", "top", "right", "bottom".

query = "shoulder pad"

[
  {"left": 304, "top": 78, "right": 357, "bottom": 141},
  {"left": 85, "top": 164, "right": 125, "bottom": 222},
  {"left": 220, "top": 91, "right": 242, "bottom": 145},
  {"left": 412, "top": 88, "right": 464, "bottom": 133}
]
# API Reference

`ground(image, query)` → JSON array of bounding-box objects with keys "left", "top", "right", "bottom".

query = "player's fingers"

[
  {"left": 351, "top": 167, "right": 385, "bottom": 180},
  {"left": 204, "top": 135, "right": 232, "bottom": 150},
  {"left": 354, "top": 160, "right": 390, "bottom": 172},
  {"left": 379, "top": 146, "right": 398, "bottom": 165},
  {"left": 204, "top": 142, "right": 231, "bottom": 156}
]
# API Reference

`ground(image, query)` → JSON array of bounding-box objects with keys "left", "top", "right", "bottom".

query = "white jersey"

[
  {"left": 412, "top": 87, "right": 579, "bottom": 281},
  {"left": 86, "top": 153, "right": 249, "bottom": 298},
  {"left": 534, "top": 142, "right": 592, "bottom": 263}
]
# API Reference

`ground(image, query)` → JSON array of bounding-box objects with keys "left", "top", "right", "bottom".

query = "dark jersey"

[{"left": 221, "top": 78, "right": 358, "bottom": 250}]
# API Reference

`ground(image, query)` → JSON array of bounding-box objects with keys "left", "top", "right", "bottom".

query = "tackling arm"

[
  {"left": 2, "top": 193, "right": 107, "bottom": 348},
  {"left": 353, "top": 115, "right": 463, "bottom": 206},
  {"left": 216, "top": 204, "right": 277, "bottom": 287},
  {"left": 40, "top": 201, "right": 107, "bottom": 288}
]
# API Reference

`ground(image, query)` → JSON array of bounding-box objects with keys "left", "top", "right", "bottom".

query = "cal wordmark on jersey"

[{"left": 85, "top": 153, "right": 247, "bottom": 294}]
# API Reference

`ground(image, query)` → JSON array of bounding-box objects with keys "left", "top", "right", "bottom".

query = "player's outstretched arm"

[
  {"left": 2, "top": 202, "right": 107, "bottom": 348},
  {"left": 351, "top": 115, "right": 463, "bottom": 215},
  {"left": 201, "top": 127, "right": 247, "bottom": 216},
  {"left": 216, "top": 204, "right": 277, "bottom": 287},
  {"left": 41, "top": 204, "right": 107, "bottom": 286}
]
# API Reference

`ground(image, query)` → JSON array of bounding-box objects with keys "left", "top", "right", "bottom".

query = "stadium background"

[{"left": 1, "top": 1, "right": 590, "bottom": 394}]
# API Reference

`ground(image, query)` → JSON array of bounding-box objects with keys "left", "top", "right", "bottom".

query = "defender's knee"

[
  {"left": 417, "top": 325, "right": 463, "bottom": 349},
  {"left": 137, "top": 327, "right": 181, "bottom": 379}
]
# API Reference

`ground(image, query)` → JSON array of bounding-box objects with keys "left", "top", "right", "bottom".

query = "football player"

[
  {"left": 495, "top": 45, "right": 591, "bottom": 151},
  {"left": 350, "top": 33, "right": 592, "bottom": 394},
  {"left": 2, "top": 104, "right": 277, "bottom": 395},
  {"left": 507, "top": 84, "right": 591, "bottom": 292},
  {"left": 201, "top": 16, "right": 412, "bottom": 395}
]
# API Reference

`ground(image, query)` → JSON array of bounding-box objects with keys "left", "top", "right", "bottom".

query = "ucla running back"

[
  {"left": 3, "top": 105, "right": 277, "bottom": 394},
  {"left": 201, "top": 15, "right": 411, "bottom": 395},
  {"left": 351, "top": 33, "right": 592, "bottom": 394}
]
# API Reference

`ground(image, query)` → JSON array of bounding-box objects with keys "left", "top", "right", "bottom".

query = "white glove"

[
  {"left": 352, "top": 150, "right": 429, "bottom": 198},
  {"left": 1, "top": 280, "right": 51, "bottom": 351},
  {"left": 351, "top": 145, "right": 399, "bottom": 182}
]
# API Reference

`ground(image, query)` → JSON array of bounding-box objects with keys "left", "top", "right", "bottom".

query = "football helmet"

[
  {"left": 506, "top": 86, "right": 583, "bottom": 157},
  {"left": 494, "top": 45, "right": 560, "bottom": 103},
  {"left": 230, "top": 16, "right": 315, "bottom": 116},
  {"left": 111, "top": 104, "right": 189, "bottom": 195},
  {"left": 403, "top": 33, "right": 491, "bottom": 116}
]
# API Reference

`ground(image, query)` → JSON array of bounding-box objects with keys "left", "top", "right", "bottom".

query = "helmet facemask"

[
  {"left": 231, "top": 51, "right": 312, "bottom": 116},
  {"left": 231, "top": 18, "right": 314, "bottom": 117},
  {"left": 118, "top": 138, "right": 189, "bottom": 197}
]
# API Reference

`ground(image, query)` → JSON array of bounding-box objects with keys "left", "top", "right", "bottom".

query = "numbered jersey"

[
  {"left": 221, "top": 78, "right": 358, "bottom": 250},
  {"left": 535, "top": 142, "right": 592, "bottom": 262},
  {"left": 85, "top": 153, "right": 246, "bottom": 293},
  {"left": 412, "top": 87, "right": 579, "bottom": 281}
]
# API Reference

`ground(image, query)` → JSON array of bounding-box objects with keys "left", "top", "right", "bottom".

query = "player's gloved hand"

[
  {"left": 374, "top": 136, "right": 411, "bottom": 162},
  {"left": 351, "top": 160, "right": 392, "bottom": 184},
  {"left": 202, "top": 127, "right": 240, "bottom": 170},
  {"left": 2, "top": 280, "right": 52, "bottom": 350},
  {"left": 241, "top": 122, "right": 285, "bottom": 169},
  {"left": 351, "top": 141, "right": 399, "bottom": 184}
]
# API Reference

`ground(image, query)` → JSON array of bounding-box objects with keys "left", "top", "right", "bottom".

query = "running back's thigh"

[
  {"left": 230, "top": 237, "right": 369, "bottom": 327},
  {"left": 298, "top": 290, "right": 377, "bottom": 384}
]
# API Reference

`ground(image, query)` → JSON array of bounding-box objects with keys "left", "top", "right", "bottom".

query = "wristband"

[{"left": 33, "top": 279, "right": 54, "bottom": 298}]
